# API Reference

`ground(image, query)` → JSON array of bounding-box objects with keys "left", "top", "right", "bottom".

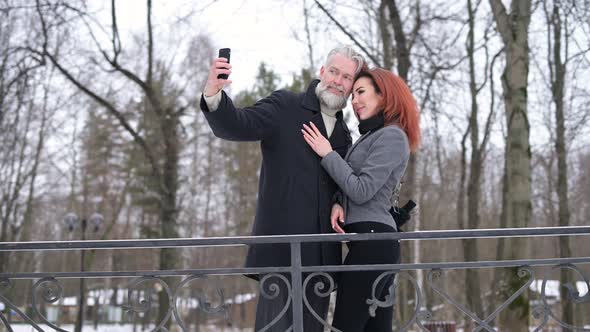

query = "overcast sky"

[
  {"left": 99, "top": 0, "right": 589, "bottom": 148},
  {"left": 115, "top": 0, "right": 345, "bottom": 93}
]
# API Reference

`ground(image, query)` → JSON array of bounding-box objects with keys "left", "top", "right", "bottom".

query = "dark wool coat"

[{"left": 200, "top": 80, "right": 351, "bottom": 269}]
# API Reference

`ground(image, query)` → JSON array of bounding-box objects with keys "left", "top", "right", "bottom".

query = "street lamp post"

[{"left": 64, "top": 212, "right": 103, "bottom": 332}]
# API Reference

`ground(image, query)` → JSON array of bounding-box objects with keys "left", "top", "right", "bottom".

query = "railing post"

[{"left": 291, "top": 241, "right": 303, "bottom": 332}]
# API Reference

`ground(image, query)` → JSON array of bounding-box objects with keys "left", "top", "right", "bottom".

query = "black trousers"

[{"left": 332, "top": 222, "right": 400, "bottom": 332}]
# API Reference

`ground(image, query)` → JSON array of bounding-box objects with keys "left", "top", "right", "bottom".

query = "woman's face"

[{"left": 351, "top": 77, "right": 383, "bottom": 121}]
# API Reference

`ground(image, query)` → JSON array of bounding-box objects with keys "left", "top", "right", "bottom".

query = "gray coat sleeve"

[{"left": 320, "top": 127, "right": 409, "bottom": 205}]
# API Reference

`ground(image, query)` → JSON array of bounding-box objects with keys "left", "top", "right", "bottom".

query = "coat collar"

[
  {"left": 345, "top": 125, "right": 385, "bottom": 160},
  {"left": 300, "top": 79, "right": 326, "bottom": 137},
  {"left": 301, "top": 79, "right": 345, "bottom": 117},
  {"left": 300, "top": 79, "right": 349, "bottom": 146},
  {"left": 301, "top": 79, "right": 322, "bottom": 113},
  {"left": 301, "top": 79, "right": 345, "bottom": 121}
]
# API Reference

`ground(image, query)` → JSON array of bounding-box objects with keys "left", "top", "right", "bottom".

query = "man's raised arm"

[{"left": 199, "top": 56, "right": 281, "bottom": 142}]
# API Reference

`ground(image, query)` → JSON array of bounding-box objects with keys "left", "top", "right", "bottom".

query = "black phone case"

[{"left": 217, "top": 48, "right": 231, "bottom": 79}]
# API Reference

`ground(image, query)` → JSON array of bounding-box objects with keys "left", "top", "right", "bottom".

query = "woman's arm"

[{"left": 320, "top": 128, "right": 409, "bottom": 204}]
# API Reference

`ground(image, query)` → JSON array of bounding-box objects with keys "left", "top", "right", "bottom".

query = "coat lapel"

[
  {"left": 311, "top": 112, "right": 328, "bottom": 137},
  {"left": 301, "top": 80, "right": 327, "bottom": 137},
  {"left": 329, "top": 113, "right": 350, "bottom": 158},
  {"left": 345, "top": 131, "right": 372, "bottom": 160},
  {"left": 301, "top": 79, "right": 322, "bottom": 112},
  {"left": 301, "top": 79, "right": 328, "bottom": 137}
]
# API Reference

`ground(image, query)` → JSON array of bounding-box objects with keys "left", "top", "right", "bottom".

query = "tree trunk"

[
  {"left": 18, "top": 81, "right": 49, "bottom": 276},
  {"left": 457, "top": 122, "right": 470, "bottom": 327},
  {"left": 0, "top": 95, "right": 33, "bottom": 271},
  {"left": 489, "top": 0, "right": 532, "bottom": 329},
  {"left": 378, "top": 1, "right": 393, "bottom": 70},
  {"left": 547, "top": 2, "right": 574, "bottom": 324},
  {"left": 157, "top": 111, "right": 181, "bottom": 327},
  {"left": 383, "top": 1, "right": 419, "bottom": 324},
  {"left": 463, "top": 0, "right": 485, "bottom": 325}
]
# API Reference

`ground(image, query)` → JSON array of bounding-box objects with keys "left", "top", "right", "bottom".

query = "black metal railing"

[{"left": 1, "top": 226, "right": 589, "bottom": 331}]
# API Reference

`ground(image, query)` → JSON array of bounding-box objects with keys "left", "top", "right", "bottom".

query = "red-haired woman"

[{"left": 302, "top": 67, "right": 420, "bottom": 331}]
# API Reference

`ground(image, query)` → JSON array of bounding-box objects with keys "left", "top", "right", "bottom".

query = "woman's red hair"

[{"left": 358, "top": 68, "right": 421, "bottom": 152}]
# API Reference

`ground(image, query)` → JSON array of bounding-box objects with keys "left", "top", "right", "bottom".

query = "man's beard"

[{"left": 315, "top": 82, "right": 348, "bottom": 110}]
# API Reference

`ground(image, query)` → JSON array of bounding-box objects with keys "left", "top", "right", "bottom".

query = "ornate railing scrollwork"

[
  {"left": 366, "top": 271, "right": 396, "bottom": 318},
  {"left": 369, "top": 271, "right": 431, "bottom": 332},
  {"left": 257, "top": 273, "right": 292, "bottom": 332},
  {"left": 123, "top": 276, "right": 173, "bottom": 332},
  {"left": 172, "top": 275, "right": 230, "bottom": 331},
  {"left": 0, "top": 278, "right": 17, "bottom": 332},
  {"left": 428, "top": 266, "right": 534, "bottom": 332},
  {"left": 31, "top": 277, "right": 68, "bottom": 332},
  {"left": 0, "top": 278, "right": 46, "bottom": 332},
  {"left": 532, "top": 263, "right": 590, "bottom": 332},
  {"left": 302, "top": 272, "right": 338, "bottom": 331}
]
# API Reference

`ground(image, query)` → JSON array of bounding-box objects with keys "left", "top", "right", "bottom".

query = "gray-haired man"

[{"left": 200, "top": 46, "right": 365, "bottom": 331}]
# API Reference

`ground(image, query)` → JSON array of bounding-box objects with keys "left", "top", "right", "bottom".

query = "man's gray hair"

[{"left": 325, "top": 46, "right": 365, "bottom": 75}]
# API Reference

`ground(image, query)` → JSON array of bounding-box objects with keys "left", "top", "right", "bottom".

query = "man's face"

[
  {"left": 319, "top": 54, "right": 358, "bottom": 97},
  {"left": 317, "top": 54, "right": 358, "bottom": 109}
]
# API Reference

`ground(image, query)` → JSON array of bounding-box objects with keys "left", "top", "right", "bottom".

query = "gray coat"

[{"left": 321, "top": 125, "right": 409, "bottom": 228}]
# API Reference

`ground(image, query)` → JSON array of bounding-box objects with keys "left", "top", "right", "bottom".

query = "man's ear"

[{"left": 319, "top": 66, "right": 325, "bottom": 78}]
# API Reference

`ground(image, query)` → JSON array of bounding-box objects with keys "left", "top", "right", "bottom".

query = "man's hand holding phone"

[{"left": 204, "top": 48, "right": 232, "bottom": 97}]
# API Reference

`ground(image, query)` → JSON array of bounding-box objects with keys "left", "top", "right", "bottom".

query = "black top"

[{"left": 358, "top": 112, "right": 385, "bottom": 135}]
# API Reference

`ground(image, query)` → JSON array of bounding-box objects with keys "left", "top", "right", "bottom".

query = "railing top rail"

[{"left": 1, "top": 225, "right": 590, "bottom": 252}]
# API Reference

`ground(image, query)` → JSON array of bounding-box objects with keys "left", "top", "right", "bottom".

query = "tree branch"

[
  {"left": 47, "top": 53, "right": 161, "bottom": 178},
  {"left": 111, "top": 0, "right": 122, "bottom": 59},
  {"left": 481, "top": 47, "right": 504, "bottom": 157},
  {"left": 488, "top": 0, "right": 512, "bottom": 44},
  {"left": 386, "top": 0, "right": 411, "bottom": 78},
  {"left": 407, "top": 1, "right": 422, "bottom": 53},
  {"left": 313, "top": 0, "right": 382, "bottom": 66},
  {"left": 146, "top": 0, "right": 154, "bottom": 85}
]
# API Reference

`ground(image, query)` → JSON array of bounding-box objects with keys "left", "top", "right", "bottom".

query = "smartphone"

[{"left": 217, "top": 48, "right": 231, "bottom": 80}]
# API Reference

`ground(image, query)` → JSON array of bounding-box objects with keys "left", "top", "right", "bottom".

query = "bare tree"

[
  {"left": 15, "top": 65, "right": 56, "bottom": 275},
  {"left": 0, "top": 3, "right": 43, "bottom": 271},
  {"left": 488, "top": 0, "right": 532, "bottom": 329},
  {"left": 27, "top": 0, "right": 209, "bottom": 327},
  {"left": 545, "top": 0, "right": 573, "bottom": 324},
  {"left": 458, "top": 0, "right": 500, "bottom": 325},
  {"left": 540, "top": 0, "right": 590, "bottom": 325},
  {"left": 0, "top": 69, "right": 48, "bottom": 273}
]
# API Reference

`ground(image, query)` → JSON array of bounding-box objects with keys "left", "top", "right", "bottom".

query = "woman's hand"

[
  {"left": 330, "top": 203, "right": 345, "bottom": 233},
  {"left": 302, "top": 122, "right": 333, "bottom": 157}
]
